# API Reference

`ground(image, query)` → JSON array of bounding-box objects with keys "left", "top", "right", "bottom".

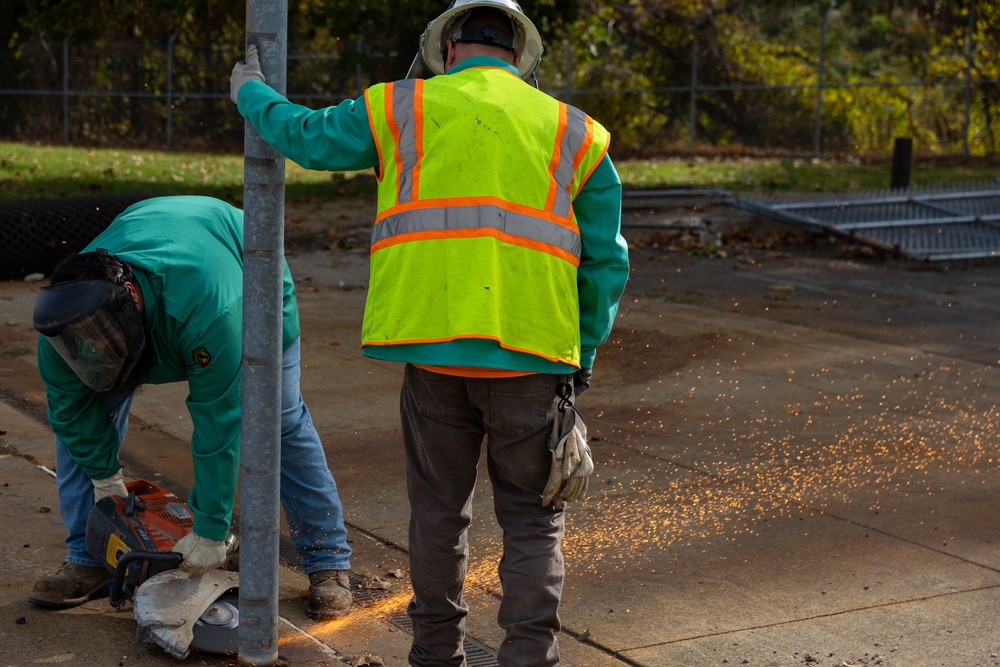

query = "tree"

[{"left": 3, "top": 0, "right": 996, "bottom": 155}]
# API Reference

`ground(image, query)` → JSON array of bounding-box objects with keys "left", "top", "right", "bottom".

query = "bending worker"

[
  {"left": 29, "top": 195, "right": 353, "bottom": 621},
  {"left": 230, "top": 1, "right": 629, "bottom": 664}
]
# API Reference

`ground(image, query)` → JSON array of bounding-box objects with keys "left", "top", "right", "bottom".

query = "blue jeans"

[{"left": 57, "top": 338, "right": 352, "bottom": 574}]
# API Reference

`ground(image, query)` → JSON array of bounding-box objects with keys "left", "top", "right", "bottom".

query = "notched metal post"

[{"left": 239, "top": 1, "right": 288, "bottom": 665}]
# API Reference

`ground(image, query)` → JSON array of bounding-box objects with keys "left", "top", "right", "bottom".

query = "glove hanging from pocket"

[{"left": 541, "top": 382, "right": 594, "bottom": 509}]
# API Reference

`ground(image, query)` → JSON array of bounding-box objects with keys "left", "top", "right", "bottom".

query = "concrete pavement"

[{"left": 2, "top": 205, "right": 1000, "bottom": 666}]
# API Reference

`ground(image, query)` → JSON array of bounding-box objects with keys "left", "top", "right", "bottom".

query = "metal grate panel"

[
  {"left": 853, "top": 222, "right": 1000, "bottom": 260},
  {"left": 731, "top": 181, "right": 1000, "bottom": 261},
  {"left": 282, "top": 539, "right": 501, "bottom": 667},
  {"left": 928, "top": 192, "right": 1000, "bottom": 220}
]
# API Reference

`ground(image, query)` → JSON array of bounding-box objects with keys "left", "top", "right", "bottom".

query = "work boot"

[
  {"left": 306, "top": 570, "right": 352, "bottom": 620},
  {"left": 28, "top": 562, "right": 111, "bottom": 609}
]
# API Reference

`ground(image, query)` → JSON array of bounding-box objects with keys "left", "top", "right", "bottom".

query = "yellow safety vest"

[{"left": 363, "top": 65, "right": 610, "bottom": 367}]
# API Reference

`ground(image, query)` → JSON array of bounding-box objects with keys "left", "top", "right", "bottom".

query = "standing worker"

[
  {"left": 230, "top": 1, "right": 629, "bottom": 664},
  {"left": 29, "top": 195, "right": 354, "bottom": 621}
]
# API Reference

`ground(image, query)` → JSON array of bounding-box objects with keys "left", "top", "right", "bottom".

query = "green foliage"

[
  {"left": 558, "top": 0, "right": 998, "bottom": 157},
  {"left": 3, "top": 0, "right": 998, "bottom": 157}
]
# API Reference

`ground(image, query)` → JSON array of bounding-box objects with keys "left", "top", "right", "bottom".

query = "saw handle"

[{"left": 109, "top": 550, "right": 184, "bottom": 608}]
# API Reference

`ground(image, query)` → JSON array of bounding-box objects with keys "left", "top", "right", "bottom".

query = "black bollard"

[{"left": 891, "top": 137, "right": 912, "bottom": 190}]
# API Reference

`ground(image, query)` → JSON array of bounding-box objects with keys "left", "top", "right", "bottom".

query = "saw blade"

[{"left": 190, "top": 590, "right": 239, "bottom": 654}]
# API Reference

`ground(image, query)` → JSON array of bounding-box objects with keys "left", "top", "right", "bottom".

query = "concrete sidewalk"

[{"left": 3, "top": 213, "right": 1000, "bottom": 666}]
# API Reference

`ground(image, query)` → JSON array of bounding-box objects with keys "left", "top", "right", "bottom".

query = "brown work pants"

[{"left": 400, "top": 364, "right": 569, "bottom": 667}]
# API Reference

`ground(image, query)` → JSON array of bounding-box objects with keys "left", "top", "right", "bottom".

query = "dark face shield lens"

[{"left": 48, "top": 309, "right": 131, "bottom": 393}]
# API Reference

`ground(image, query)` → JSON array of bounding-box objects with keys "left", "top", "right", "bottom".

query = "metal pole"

[
  {"left": 962, "top": 1, "right": 975, "bottom": 158},
  {"left": 813, "top": 6, "right": 829, "bottom": 158},
  {"left": 689, "top": 29, "right": 697, "bottom": 155},
  {"left": 62, "top": 42, "right": 69, "bottom": 143},
  {"left": 166, "top": 30, "right": 179, "bottom": 148},
  {"left": 356, "top": 35, "right": 364, "bottom": 98},
  {"left": 564, "top": 40, "right": 573, "bottom": 105},
  {"left": 239, "top": 0, "right": 287, "bottom": 664}
]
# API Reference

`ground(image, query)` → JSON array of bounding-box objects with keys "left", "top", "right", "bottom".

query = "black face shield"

[{"left": 33, "top": 280, "right": 147, "bottom": 395}]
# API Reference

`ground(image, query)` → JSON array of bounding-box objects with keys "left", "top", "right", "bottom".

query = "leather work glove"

[
  {"left": 573, "top": 368, "right": 592, "bottom": 396},
  {"left": 92, "top": 470, "right": 128, "bottom": 501},
  {"left": 541, "top": 396, "right": 594, "bottom": 509},
  {"left": 230, "top": 42, "right": 265, "bottom": 104},
  {"left": 172, "top": 531, "right": 228, "bottom": 574}
]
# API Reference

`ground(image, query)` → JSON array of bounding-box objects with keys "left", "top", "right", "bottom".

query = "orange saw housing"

[{"left": 85, "top": 479, "right": 193, "bottom": 604}]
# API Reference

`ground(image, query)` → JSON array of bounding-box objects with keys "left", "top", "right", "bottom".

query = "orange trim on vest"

[
  {"left": 363, "top": 88, "right": 386, "bottom": 181},
  {"left": 544, "top": 103, "right": 569, "bottom": 212},
  {"left": 383, "top": 82, "right": 405, "bottom": 200},
  {"left": 413, "top": 364, "right": 537, "bottom": 378},
  {"left": 573, "top": 115, "right": 596, "bottom": 180},
  {"left": 412, "top": 80, "right": 425, "bottom": 200},
  {"left": 370, "top": 227, "right": 580, "bottom": 266},
  {"left": 578, "top": 118, "right": 611, "bottom": 192},
  {"left": 365, "top": 333, "right": 576, "bottom": 366}
]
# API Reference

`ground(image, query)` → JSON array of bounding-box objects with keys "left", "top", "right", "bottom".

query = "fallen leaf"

[{"left": 361, "top": 576, "right": 392, "bottom": 590}]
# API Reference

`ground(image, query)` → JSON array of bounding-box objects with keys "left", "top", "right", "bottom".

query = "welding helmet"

[
  {"left": 33, "top": 278, "right": 147, "bottom": 395},
  {"left": 412, "top": 0, "right": 543, "bottom": 80}
]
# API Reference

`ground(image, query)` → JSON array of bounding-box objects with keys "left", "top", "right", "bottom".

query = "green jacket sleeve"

[
  {"left": 576, "top": 154, "right": 629, "bottom": 369},
  {"left": 181, "top": 299, "right": 243, "bottom": 541},
  {"left": 37, "top": 336, "right": 122, "bottom": 479},
  {"left": 237, "top": 80, "right": 378, "bottom": 172}
]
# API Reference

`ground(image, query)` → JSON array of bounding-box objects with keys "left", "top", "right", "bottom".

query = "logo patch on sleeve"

[{"left": 192, "top": 347, "right": 212, "bottom": 367}]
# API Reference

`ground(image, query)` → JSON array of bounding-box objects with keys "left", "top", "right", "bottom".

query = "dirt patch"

[
  {"left": 600, "top": 330, "right": 724, "bottom": 387},
  {"left": 284, "top": 195, "right": 377, "bottom": 254}
]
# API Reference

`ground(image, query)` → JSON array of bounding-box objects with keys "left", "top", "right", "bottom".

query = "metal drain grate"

[
  {"left": 279, "top": 537, "right": 500, "bottom": 667},
  {"left": 374, "top": 610, "right": 496, "bottom": 666},
  {"left": 731, "top": 180, "right": 1000, "bottom": 261}
]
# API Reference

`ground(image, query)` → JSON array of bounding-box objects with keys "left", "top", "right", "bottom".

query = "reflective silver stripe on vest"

[
  {"left": 372, "top": 205, "right": 582, "bottom": 259},
  {"left": 552, "top": 105, "right": 589, "bottom": 218},
  {"left": 393, "top": 80, "right": 418, "bottom": 205}
]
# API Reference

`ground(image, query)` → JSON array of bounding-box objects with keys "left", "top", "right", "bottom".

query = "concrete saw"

[{"left": 85, "top": 479, "right": 239, "bottom": 659}]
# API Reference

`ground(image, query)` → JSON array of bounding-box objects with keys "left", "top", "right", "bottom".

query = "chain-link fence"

[
  {"left": 2, "top": 35, "right": 997, "bottom": 159},
  {"left": 0, "top": 39, "right": 395, "bottom": 150}
]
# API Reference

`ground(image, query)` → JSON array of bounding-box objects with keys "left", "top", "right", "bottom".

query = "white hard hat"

[{"left": 418, "top": 0, "right": 543, "bottom": 80}]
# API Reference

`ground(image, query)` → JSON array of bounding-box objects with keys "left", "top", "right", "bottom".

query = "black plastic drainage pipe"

[{"left": 0, "top": 194, "right": 148, "bottom": 280}]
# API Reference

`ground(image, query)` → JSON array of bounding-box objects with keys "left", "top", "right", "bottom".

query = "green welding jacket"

[{"left": 36, "top": 196, "right": 300, "bottom": 541}]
